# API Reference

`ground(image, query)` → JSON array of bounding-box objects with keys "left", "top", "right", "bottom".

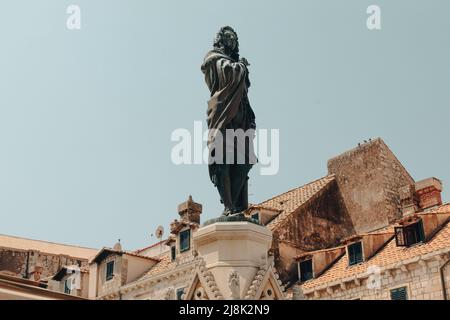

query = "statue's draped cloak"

[{"left": 201, "top": 50, "right": 256, "bottom": 185}]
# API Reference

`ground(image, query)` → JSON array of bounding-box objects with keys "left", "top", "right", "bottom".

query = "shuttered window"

[
  {"left": 171, "top": 245, "right": 176, "bottom": 261},
  {"left": 390, "top": 287, "right": 408, "bottom": 300},
  {"left": 64, "top": 279, "right": 71, "bottom": 294},
  {"left": 180, "top": 229, "right": 191, "bottom": 252},
  {"left": 106, "top": 261, "right": 114, "bottom": 281},
  {"left": 299, "top": 259, "right": 313, "bottom": 282},
  {"left": 348, "top": 241, "right": 363, "bottom": 266},
  {"left": 395, "top": 220, "right": 425, "bottom": 247}
]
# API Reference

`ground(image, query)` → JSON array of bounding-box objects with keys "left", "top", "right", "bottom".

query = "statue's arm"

[{"left": 216, "top": 58, "right": 247, "bottom": 83}]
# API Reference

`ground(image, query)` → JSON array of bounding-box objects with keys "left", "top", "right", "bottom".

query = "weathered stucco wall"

[{"left": 328, "top": 138, "right": 415, "bottom": 233}]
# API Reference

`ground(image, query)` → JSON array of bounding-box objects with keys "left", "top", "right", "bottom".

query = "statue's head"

[{"left": 213, "top": 26, "right": 239, "bottom": 60}]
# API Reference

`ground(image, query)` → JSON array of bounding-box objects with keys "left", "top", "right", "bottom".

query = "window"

[
  {"left": 106, "top": 261, "right": 114, "bottom": 281},
  {"left": 390, "top": 287, "right": 408, "bottom": 300},
  {"left": 176, "top": 287, "right": 185, "bottom": 300},
  {"left": 64, "top": 279, "right": 71, "bottom": 294},
  {"left": 299, "top": 259, "right": 313, "bottom": 282},
  {"left": 348, "top": 241, "right": 363, "bottom": 266},
  {"left": 180, "top": 229, "right": 191, "bottom": 252},
  {"left": 171, "top": 245, "right": 176, "bottom": 261},
  {"left": 395, "top": 220, "right": 425, "bottom": 247},
  {"left": 251, "top": 213, "right": 259, "bottom": 222}
]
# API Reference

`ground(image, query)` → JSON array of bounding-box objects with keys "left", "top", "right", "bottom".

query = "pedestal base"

[{"left": 193, "top": 221, "right": 272, "bottom": 299}]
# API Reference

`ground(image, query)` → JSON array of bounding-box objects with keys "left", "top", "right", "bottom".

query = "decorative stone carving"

[
  {"left": 193, "top": 287, "right": 207, "bottom": 300},
  {"left": 228, "top": 271, "right": 240, "bottom": 300}
]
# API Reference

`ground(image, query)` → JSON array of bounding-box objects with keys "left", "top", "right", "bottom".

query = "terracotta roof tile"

[
  {"left": 259, "top": 175, "right": 336, "bottom": 231},
  {"left": 301, "top": 204, "right": 450, "bottom": 291},
  {"left": 140, "top": 254, "right": 175, "bottom": 279}
]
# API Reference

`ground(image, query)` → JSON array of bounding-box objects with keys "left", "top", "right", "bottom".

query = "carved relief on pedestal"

[{"left": 228, "top": 271, "right": 240, "bottom": 300}]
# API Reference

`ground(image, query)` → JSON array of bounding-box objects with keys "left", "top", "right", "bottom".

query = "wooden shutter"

[{"left": 390, "top": 287, "right": 408, "bottom": 300}]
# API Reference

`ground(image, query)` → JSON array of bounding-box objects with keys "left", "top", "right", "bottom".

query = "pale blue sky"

[{"left": 0, "top": 0, "right": 449, "bottom": 250}]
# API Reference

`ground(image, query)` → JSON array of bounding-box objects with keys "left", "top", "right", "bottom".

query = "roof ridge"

[
  {"left": 0, "top": 233, "right": 97, "bottom": 252},
  {"left": 134, "top": 240, "right": 167, "bottom": 253},
  {"left": 259, "top": 175, "right": 335, "bottom": 206}
]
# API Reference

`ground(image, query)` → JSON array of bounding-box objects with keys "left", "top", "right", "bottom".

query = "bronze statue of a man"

[{"left": 201, "top": 26, "right": 256, "bottom": 216}]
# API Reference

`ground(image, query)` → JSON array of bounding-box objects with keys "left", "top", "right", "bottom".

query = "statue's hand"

[{"left": 240, "top": 57, "right": 250, "bottom": 67}]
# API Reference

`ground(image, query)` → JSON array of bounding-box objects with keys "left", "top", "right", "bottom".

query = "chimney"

[
  {"left": 415, "top": 177, "right": 443, "bottom": 210},
  {"left": 177, "top": 195, "right": 202, "bottom": 224},
  {"left": 398, "top": 184, "right": 419, "bottom": 216}
]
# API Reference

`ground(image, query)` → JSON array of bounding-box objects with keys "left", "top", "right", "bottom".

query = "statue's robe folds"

[{"left": 201, "top": 50, "right": 256, "bottom": 211}]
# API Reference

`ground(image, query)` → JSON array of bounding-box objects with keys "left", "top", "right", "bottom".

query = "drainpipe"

[{"left": 440, "top": 256, "right": 450, "bottom": 300}]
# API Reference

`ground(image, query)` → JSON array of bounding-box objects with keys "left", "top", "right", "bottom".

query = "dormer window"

[
  {"left": 251, "top": 212, "right": 259, "bottom": 222},
  {"left": 180, "top": 229, "right": 191, "bottom": 252},
  {"left": 106, "top": 260, "right": 114, "bottom": 281},
  {"left": 395, "top": 219, "right": 425, "bottom": 247},
  {"left": 299, "top": 259, "right": 313, "bottom": 282},
  {"left": 347, "top": 241, "right": 363, "bottom": 266},
  {"left": 170, "top": 245, "right": 176, "bottom": 261}
]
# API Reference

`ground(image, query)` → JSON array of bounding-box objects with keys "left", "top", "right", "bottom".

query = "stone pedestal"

[{"left": 193, "top": 221, "right": 272, "bottom": 300}]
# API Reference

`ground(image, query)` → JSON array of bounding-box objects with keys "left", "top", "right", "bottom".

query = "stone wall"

[
  {"left": 328, "top": 138, "right": 415, "bottom": 233},
  {"left": 0, "top": 247, "right": 87, "bottom": 280},
  {"left": 97, "top": 254, "right": 124, "bottom": 297}
]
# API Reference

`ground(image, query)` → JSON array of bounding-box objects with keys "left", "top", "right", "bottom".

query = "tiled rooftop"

[
  {"left": 260, "top": 175, "right": 336, "bottom": 230},
  {"left": 139, "top": 254, "right": 176, "bottom": 279},
  {"left": 301, "top": 204, "right": 450, "bottom": 290}
]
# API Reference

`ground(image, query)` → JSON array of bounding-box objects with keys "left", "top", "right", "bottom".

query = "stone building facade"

[
  {"left": 0, "top": 234, "right": 97, "bottom": 298},
  {"left": 244, "top": 138, "right": 420, "bottom": 286},
  {"left": 89, "top": 196, "right": 286, "bottom": 300},
  {"left": 293, "top": 200, "right": 450, "bottom": 300}
]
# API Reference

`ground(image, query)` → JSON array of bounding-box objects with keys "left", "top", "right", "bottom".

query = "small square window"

[
  {"left": 176, "top": 287, "right": 185, "bottom": 300},
  {"left": 106, "top": 261, "right": 114, "bottom": 281},
  {"left": 348, "top": 241, "right": 363, "bottom": 266},
  {"left": 251, "top": 213, "right": 259, "bottom": 222},
  {"left": 390, "top": 286, "right": 408, "bottom": 300},
  {"left": 299, "top": 259, "right": 313, "bottom": 282},
  {"left": 171, "top": 245, "right": 176, "bottom": 261},
  {"left": 180, "top": 229, "right": 191, "bottom": 252}
]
